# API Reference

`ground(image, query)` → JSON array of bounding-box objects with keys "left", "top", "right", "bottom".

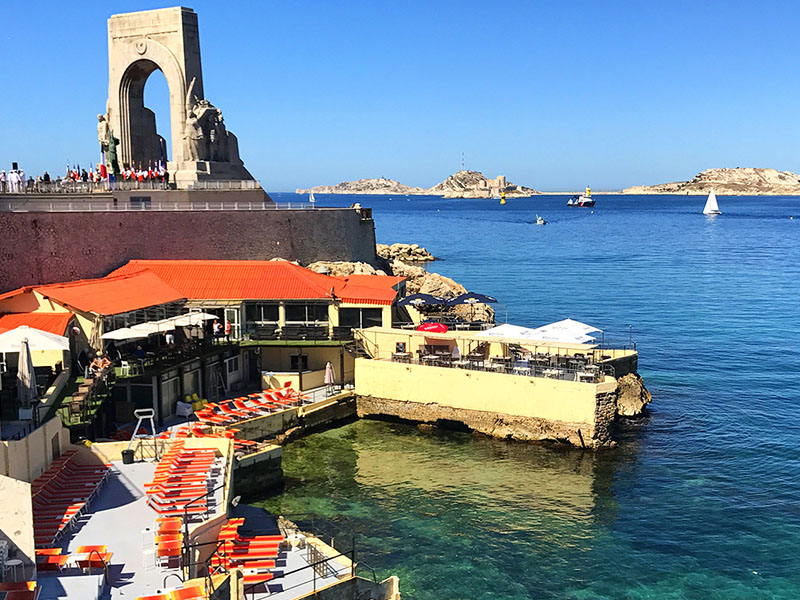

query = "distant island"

[
  {"left": 297, "top": 170, "right": 538, "bottom": 198},
  {"left": 623, "top": 167, "right": 800, "bottom": 195}
]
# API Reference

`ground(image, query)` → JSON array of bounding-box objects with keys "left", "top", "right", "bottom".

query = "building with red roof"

[{"left": 107, "top": 260, "right": 405, "bottom": 337}]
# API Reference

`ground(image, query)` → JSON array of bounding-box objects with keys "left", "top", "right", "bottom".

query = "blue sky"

[{"left": 2, "top": 1, "right": 799, "bottom": 191}]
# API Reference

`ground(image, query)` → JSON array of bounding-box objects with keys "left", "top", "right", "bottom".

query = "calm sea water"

[{"left": 260, "top": 193, "right": 800, "bottom": 599}]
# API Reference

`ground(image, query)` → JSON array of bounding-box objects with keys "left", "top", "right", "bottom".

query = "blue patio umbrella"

[
  {"left": 397, "top": 293, "right": 448, "bottom": 307},
  {"left": 446, "top": 292, "right": 499, "bottom": 306}
]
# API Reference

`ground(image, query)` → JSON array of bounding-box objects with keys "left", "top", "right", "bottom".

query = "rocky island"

[
  {"left": 297, "top": 170, "right": 538, "bottom": 198},
  {"left": 296, "top": 177, "right": 426, "bottom": 195},
  {"left": 623, "top": 167, "right": 800, "bottom": 195}
]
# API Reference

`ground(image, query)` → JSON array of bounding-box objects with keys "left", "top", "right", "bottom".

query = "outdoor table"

[
  {"left": 513, "top": 366, "right": 531, "bottom": 376},
  {"left": 576, "top": 371, "right": 596, "bottom": 383},
  {"left": 543, "top": 368, "right": 563, "bottom": 379},
  {"left": 421, "top": 355, "right": 439, "bottom": 365},
  {"left": 392, "top": 352, "right": 411, "bottom": 363}
]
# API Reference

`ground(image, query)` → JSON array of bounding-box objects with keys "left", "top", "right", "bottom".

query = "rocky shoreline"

[
  {"left": 623, "top": 167, "right": 800, "bottom": 195},
  {"left": 376, "top": 243, "right": 435, "bottom": 263}
]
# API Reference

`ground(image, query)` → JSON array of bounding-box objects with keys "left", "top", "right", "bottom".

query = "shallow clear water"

[{"left": 261, "top": 193, "right": 800, "bottom": 599}]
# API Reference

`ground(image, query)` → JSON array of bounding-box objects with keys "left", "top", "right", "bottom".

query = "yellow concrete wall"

[
  {"left": 258, "top": 346, "right": 353, "bottom": 373},
  {"left": 263, "top": 370, "right": 326, "bottom": 392},
  {"left": 0, "top": 418, "right": 72, "bottom": 482},
  {"left": 355, "top": 359, "right": 616, "bottom": 426},
  {"left": 0, "top": 474, "right": 35, "bottom": 579}
]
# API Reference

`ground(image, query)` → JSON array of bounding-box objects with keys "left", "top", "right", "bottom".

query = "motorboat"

[
  {"left": 535, "top": 214, "right": 547, "bottom": 225},
  {"left": 567, "top": 186, "right": 595, "bottom": 207},
  {"left": 702, "top": 188, "right": 721, "bottom": 215}
]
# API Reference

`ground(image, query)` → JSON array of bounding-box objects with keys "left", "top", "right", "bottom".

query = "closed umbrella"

[
  {"left": 17, "top": 337, "right": 37, "bottom": 410},
  {"left": 324, "top": 361, "right": 335, "bottom": 395}
]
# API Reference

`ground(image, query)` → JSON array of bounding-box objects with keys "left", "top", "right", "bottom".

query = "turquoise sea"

[{"left": 260, "top": 193, "right": 800, "bottom": 599}]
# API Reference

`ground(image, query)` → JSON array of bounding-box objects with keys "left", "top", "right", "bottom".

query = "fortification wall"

[{"left": 0, "top": 205, "right": 377, "bottom": 292}]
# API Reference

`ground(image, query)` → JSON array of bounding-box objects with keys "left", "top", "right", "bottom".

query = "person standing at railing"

[{"left": 0, "top": 170, "right": 6, "bottom": 193}]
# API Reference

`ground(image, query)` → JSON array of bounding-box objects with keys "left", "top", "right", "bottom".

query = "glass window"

[
  {"left": 285, "top": 304, "right": 329, "bottom": 323},
  {"left": 338, "top": 308, "right": 383, "bottom": 329}
]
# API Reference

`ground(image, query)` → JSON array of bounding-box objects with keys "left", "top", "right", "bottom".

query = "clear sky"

[{"left": 2, "top": 0, "right": 799, "bottom": 191}]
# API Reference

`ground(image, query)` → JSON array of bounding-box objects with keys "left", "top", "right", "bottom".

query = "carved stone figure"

[
  {"left": 213, "top": 112, "right": 229, "bottom": 162},
  {"left": 184, "top": 111, "right": 204, "bottom": 161},
  {"left": 97, "top": 114, "right": 110, "bottom": 150}
]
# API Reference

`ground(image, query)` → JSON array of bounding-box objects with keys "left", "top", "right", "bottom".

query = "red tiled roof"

[
  {"left": 109, "top": 260, "right": 402, "bottom": 305},
  {"left": 34, "top": 271, "right": 185, "bottom": 316},
  {"left": 0, "top": 312, "right": 74, "bottom": 335}
]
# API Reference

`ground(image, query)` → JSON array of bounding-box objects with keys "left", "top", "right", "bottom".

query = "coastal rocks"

[
  {"left": 376, "top": 243, "right": 435, "bottom": 262},
  {"left": 615, "top": 373, "right": 652, "bottom": 417},
  {"left": 623, "top": 167, "right": 800, "bottom": 196},
  {"left": 356, "top": 395, "right": 610, "bottom": 448},
  {"left": 306, "top": 260, "right": 386, "bottom": 277},
  {"left": 297, "top": 178, "right": 426, "bottom": 195}
]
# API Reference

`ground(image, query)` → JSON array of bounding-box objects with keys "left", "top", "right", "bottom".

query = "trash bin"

[{"left": 121, "top": 449, "right": 135, "bottom": 464}]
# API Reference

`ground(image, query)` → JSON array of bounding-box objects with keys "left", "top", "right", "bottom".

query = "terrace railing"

[
  {"left": 387, "top": 354, "right": 615, "bottom": 384},
  {"left": 0, "top": 198, "right": 314, "bottom": 212}
]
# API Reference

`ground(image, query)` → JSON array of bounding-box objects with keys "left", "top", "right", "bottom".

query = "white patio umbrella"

[
  {"left": 0, "top": 325, "right": 69, "bottom": 352},
  {"left": 526, "top": 318, "right": 602, "bottom": 344},
  {"left": 101, "top": 327, "right": 149, "bottom": 341},
  {"left": 17, "top": 337, "right": 37, "bottom": 409}
]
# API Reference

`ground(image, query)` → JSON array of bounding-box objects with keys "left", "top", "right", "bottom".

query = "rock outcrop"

[
  {"left": 615, "top": 373, "right": 652, "bottom": 417},
  {"left": 623, "top": 167, "right": 800, "bottom": 195},
  {"left": 376, "top": 243, "right": 435, "bottom": 262},
  {"left": 428, "top": 170, "right": 538, "bottom": 198},
  {"left": 297, "top": 178, "right": 426, "bottom": 195},
  {"left": 296, "top": 170, "right": 538, "bottom": 198},
  {"left": 306, "top": 261, "right": 386, "bottom": 277}
]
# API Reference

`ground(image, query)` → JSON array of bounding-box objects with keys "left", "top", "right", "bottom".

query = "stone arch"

[{"left": 109, "top": 38, "right": 188, "bottom": 168}]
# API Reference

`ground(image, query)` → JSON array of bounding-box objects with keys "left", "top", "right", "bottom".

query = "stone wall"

[{"left": 0, "top": 205, "right": 377, "bottom": 291}]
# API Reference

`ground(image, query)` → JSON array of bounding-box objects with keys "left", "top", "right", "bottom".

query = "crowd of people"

[{"left": 0, "top": 161, "right": 170, "bottom": 194}]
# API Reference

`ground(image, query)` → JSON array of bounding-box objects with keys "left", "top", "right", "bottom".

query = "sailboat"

[
  {"left": 309, "top": 192, "right": 316, "bottom": 207},
  {"left": 702, "top": 188, "right": 721, "bottom": 215}
]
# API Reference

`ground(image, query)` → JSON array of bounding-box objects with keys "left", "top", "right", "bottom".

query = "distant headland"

[
  {"left": 623, "top": 167, "right": 800, "bottom": 195},
  {"left": 297, "top": 170, "right": 538, "bottom": 198}
]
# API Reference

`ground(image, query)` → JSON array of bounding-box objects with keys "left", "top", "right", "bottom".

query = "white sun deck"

[{"left": 35, "top": 456, "right": 349, "bottom": 599}]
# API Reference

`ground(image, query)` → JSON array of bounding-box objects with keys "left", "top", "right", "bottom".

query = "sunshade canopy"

[
  {"left": 101, "top": 327, "right": 150, "bottom": 341},
  {"left": 446, "top": 292, "right": 498, "bottom": 306},
  {"left": 129, "top": 312, "right": 217, "bottom": 334},
  {"left": 397, "top": 293, "right": 448, "bottom": 307},
  {"left": 417, "top": 322, "right": 449, "bottom": 333},
  {"left": 525, "top": 318, "right": 602, "bottom": 343},
  {"left": 0, "top": 325, "right": 69, "bottom": 352}
]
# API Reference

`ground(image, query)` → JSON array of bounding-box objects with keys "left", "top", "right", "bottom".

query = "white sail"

[
  {"left": 703, "top": 188, "right": 720, "bottom": 215},
  {"left": 309, "top": 192, "right": 316, "bottom": 204}
]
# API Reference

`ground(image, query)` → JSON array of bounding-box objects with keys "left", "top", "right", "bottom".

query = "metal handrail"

[
  {"left": 0, "top": 199, "right": 314, "bottom": 212},
  {"left": 242, "top": 548, "right": 355, "bottom": 597},
  {"left": 386, "top": 354, "right": 614, "bottom": 383},
  {"left": 83, "top": 549, "right": 110, "bottom": 583}
]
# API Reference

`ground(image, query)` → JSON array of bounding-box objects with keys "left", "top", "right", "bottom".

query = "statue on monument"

[
  {"left": 97, "top": 114, "right": 110, "bottom": 151},
  {"left": 98, "top": 112, "right": 120, "bottom": 176},
  {"left": 184, "top": 111, "right": 205, "bottom": 161}
]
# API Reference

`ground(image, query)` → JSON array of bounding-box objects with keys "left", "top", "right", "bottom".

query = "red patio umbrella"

[{"left": 416, "top": 322, "right": 449, "bottom": 333}]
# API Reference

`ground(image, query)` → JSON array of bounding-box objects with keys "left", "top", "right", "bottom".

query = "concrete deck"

[{"left": 38, "top": 455, "right": 226, "bottom": 599}]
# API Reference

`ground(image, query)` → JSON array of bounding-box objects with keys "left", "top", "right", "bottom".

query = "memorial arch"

[{"left": 105, "top": 7, "right": 251, "bottom": 187}]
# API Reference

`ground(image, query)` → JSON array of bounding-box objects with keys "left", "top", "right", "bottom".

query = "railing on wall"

[{"left": 0, "top": 199, "right": 315, "bottom": 212}]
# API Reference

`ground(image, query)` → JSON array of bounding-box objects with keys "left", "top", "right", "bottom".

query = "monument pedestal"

[{"left": 169, "top": 160, "right": 254, "bottom": 188}]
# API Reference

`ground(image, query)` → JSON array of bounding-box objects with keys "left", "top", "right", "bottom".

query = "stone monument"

[{"left": 105, "top": 7, "right": 253, "bottom": 187}]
